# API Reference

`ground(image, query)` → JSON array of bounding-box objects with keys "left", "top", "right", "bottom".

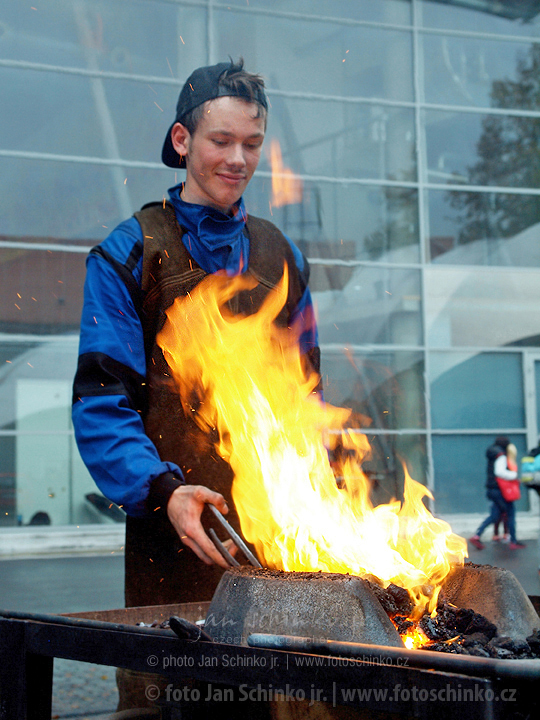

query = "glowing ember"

[
  {"left": 402, "top": 625, "right": 431, "bottom": 650},
  {"left": 269, "top": 139, "right": 303, "bottom": 207},
  {"left": 158, "top": 268, "right": 467, "bottom": 615}
]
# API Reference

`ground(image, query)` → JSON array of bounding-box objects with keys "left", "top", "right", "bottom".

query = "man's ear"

[{"left": 171, "top": 122, "right": 190, "bottom": 159}]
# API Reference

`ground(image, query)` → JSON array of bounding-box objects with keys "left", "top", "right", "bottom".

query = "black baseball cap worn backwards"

[{"left": 162, "top": 60, "right": 268, "bottom": 169}]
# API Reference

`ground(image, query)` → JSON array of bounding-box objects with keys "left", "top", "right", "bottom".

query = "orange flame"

[
  {"left": 269, "top": 139, "right": 303, "bottom": 207},
  {"left": 158, "top": 268, "right": 467, "bottom": 615},
  {"left": 402, "top": 625, "right": 431, "bottom": 650}
]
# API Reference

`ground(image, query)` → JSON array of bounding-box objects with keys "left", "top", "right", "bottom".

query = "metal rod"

[
  {"left": 0, "top": 609, "right": 175, "bottom": 637},
  {"left": 207, "top": 504, "right": 262, "bottom": 568},
  {"left": 208, "top": 528, "right": 241, "bottom": 567},
  {"left": 247, "top": 633, "right": 540, "bottom": 682}
]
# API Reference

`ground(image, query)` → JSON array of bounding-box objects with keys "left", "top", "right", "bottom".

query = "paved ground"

[
  {"left": 0, "top": 555, "right": 124, "bottom": 719},
  {"left": 0, "top": 543, "right": 539, "bottom": 719}
]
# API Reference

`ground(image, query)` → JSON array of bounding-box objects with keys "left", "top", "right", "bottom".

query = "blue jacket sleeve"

[{"left": 72, "top": 219, "right": 183, "bottom": 517}]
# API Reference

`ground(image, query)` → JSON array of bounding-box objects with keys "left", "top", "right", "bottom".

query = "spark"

[
  {"left": 17, "top": 293, "right": 21, "bottom": 298},
  {"left": 166, "top": 58, "right": 174, "bottom": 78},
  {"left": 14, "top": 304, "right": 20, "bottom": 310},
  {"left": 147, "top": 84, "right": 158, "bottom": 95},
  {"left": 31, "top": 297, "right": 36, "bottom": 301},
  {"left": 154, "top": 101, "right": 163, "bottom": 112},
  {"left": 179, "top": 35, "right": 185, "bottom": 44},
  {"left": 189, "top": 83, "right": 194, "bottom": 92},
  {"left": 164, "top": 249, "right": 170, "bottom": 258},
  {"left": 124, "top": 178, "right": 127, "bottom": 184},
  {"left": 385, "top": 290, "right": 392, "bottom": 295}
]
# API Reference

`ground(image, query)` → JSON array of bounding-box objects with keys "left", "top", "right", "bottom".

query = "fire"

[
  {"left": 158, "top": 268, "right": 467, "bottom": 616},
  {"left": 269, "top": 139, "right": 303, "bottom": 207},
  {"left": 402, "top": 625, "right": 431, "bottom": 650}
]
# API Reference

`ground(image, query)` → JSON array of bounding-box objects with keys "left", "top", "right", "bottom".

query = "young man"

[{"left": 72, "top": 59, "right": 319, "bottom": 607}]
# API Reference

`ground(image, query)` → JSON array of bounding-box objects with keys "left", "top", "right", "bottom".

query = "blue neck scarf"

[{"left": 168, "top": 183, "right": 249, "bottom": 275}]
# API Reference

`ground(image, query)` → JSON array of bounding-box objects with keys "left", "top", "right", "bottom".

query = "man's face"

[{"left": 172, "top": 96, "right": 266, "bottom": 214}]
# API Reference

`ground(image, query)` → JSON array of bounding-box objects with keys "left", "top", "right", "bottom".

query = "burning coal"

[{"left": 158, "top": 267, "right": 467, "bottom": 616}]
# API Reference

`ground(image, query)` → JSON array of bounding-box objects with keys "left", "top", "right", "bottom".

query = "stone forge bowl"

[
  {"left": 441, "top": 563, "right": 540, "bottom": 641},
  {"left": 204, "top": 567, "right": 404, "bottom": 648}
]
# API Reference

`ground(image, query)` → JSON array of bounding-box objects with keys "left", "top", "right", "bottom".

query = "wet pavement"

[{"left": 0, "top": 542, "right": 539, "bottom": 719}]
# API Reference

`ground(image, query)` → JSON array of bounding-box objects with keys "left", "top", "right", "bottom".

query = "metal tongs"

[{"left": 207, "top": 503, "right": 262, "bottom": 568}]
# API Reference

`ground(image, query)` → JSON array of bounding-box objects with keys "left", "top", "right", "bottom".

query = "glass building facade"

[{"left": 2, "top": 0, "right": 540, "bottom": 528}]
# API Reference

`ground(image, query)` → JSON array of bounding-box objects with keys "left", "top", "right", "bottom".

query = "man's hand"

[{"left": 166, "top": 485, "right": 231, "bottom": 567}]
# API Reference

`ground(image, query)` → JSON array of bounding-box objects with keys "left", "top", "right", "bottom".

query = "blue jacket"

[{"left": 72, "top": 183, "right": 318, "bottom": 517}]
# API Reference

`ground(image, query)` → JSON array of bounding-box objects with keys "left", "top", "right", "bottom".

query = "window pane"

[
  {"left": 421, "top": 1, "right": 540, "bottom": 38},
  {"left": 427, "top": 190, "right": 540, "bottom": 267},
  {"left": 425, "top": 110, "right": 540, "bottom": 189},
  {"left": 259, "top": 100, "right": 416, "bottom": 183},
  {"left": 322, "top": 350, "right": 425, "bottom": 429},
  {"left": 432, "top": 434, "right": 529, "bottom": 514},
  {"left": 245, "top": 179, "right": 419, "bottom": 263},
  {"left": 0, "top": 158, "right": 173, "bottom": 241},
  {"left": 0, "top": 248, "right": 85, "bottom": 334},
  {"left": 0, "top": 338, "right": 98, "bottom": 525},
  {"left": 1, "top": 0, "right": 205, "bottom": 77},
  {"left": 425, "top": 266, "right": 540, "bottom": 347},
  {"left": 0, "top": 339, "right": 79, "bottom": 430},
  {"left": 215, "top": 9, "right": 414, "bottom": 102},
  {"left": 1, "top": 66, "right": 179, "bottom": 166},
  {"left": 313, "top": 266, "right": 422, "bottom": 346},
  {"left": 422, "top": 33, "right": 540, "bottom": 109},
  {"left": 246, "top": 0, "right": 412, "bottom": 23},
  {"left": 430, "top": 352, "right": 525, "bottom": 429}
]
